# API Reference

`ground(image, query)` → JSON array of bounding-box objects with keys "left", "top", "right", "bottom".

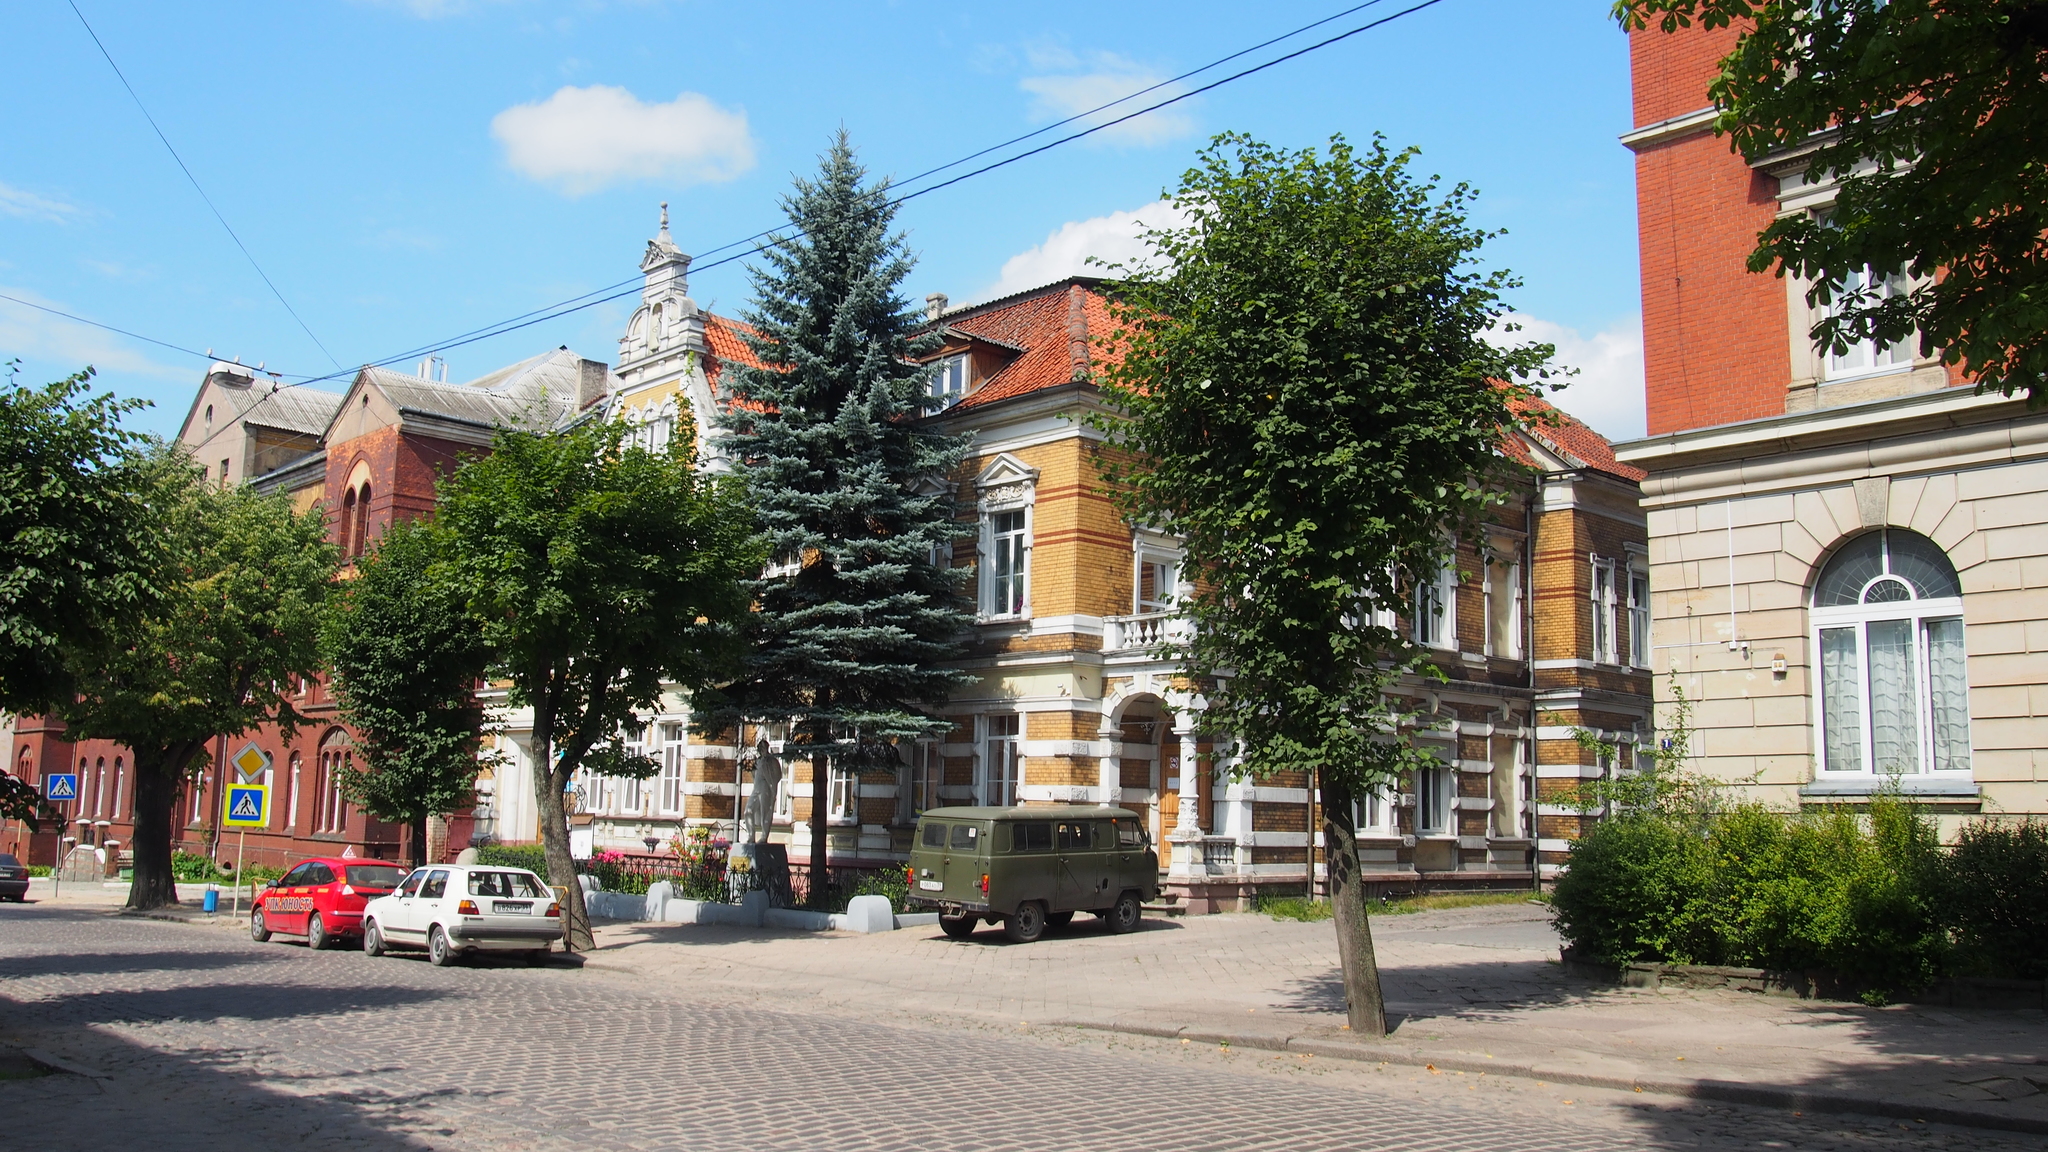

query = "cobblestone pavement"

[{"left": 3, "top": 904, "right": 2041, "bottom": 1152}]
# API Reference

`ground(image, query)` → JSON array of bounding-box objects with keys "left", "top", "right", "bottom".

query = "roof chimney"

[
  {"left": 577, "top": 358, "right": 611, "bottom": 410},
  {"left": 925, "top": 292, "right": 949, "bottom": 322}
]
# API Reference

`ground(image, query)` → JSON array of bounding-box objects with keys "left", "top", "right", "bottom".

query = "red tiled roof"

[
  {"left": 944, "top": 281, "right": 1116, "bottom": 411},
  {"left": 704, "top": 313, "right": 767, "bottom": 385},
  {"left": 1507, "top": 393, "right": 1646, "bottom": 483}
]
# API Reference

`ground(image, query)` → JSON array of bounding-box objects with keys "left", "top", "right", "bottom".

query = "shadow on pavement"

[
  {"left": 0, "top": 948, "right": 289, "bottom": 981},
  {"left": 0, "top": 1022, "right": 461, "bottom": 1149}
]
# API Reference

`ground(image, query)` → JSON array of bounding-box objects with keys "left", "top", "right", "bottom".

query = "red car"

[{"left": 250, "top": 857, "right": 409, "bottom": 950}]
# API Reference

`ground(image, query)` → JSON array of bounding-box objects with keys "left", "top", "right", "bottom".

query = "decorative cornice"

[{"left": 1618, "top": 106, "right": 1719, "bottom": 153}]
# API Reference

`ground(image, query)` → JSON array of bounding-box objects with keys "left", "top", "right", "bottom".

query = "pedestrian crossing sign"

[
  {"left": 223, "top": 784, "right": 269, "bottom": 828},
  {"left": 43, "top": 773, "right": 78, "bottom": 801}
]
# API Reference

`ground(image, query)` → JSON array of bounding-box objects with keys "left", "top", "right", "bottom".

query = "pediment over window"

[{"left": 975, "top": 453, "right": 1039, "bottom": 489}]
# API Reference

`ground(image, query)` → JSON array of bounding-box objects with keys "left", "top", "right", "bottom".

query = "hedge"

[{"left": 1553, "top": 798, "right": 2047, "bottom": 1002}]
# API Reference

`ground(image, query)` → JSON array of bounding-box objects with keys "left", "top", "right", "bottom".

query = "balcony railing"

[{"left": 1103, "top": 611, "right": 1192, "bottom": 655}]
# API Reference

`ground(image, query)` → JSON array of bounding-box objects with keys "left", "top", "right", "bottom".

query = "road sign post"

[
  {"left": 221, "top": 783, "right": 269, "bottom": 921},
  {"left": 43, "top": 774, "right": 78, "bottom": 898}
]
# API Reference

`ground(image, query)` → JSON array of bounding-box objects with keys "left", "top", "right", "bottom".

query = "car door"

[
  {"left": 1054, "top": 820, "right": 1107, "bottom": 911},
  {"left": 382, "top": 868, "right": 429, "bottom": 941},
  {"left": 413, "top": 868, "right": 452, "bottom": 938},
  {"left": 300, "top": 862, "right": 336, "bottom": 927},
  {"left": 267, "top": 863, "right": 315, "bottom": 934}
]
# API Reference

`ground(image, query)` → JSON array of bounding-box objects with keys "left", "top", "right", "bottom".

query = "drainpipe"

[{"left": 1525, "top": 477, "right": 1540, "bottom": 892}]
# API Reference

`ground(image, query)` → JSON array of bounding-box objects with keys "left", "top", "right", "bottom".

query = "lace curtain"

[
  {"left": 1820, "top": 627, "right": 1864, "bottom": 772},
  {"left": 1925, "top": 617, "right": 1972, "bottom": 773},
  {"left": 1866, "top": 619, "right": 1920, "bottom": 774}
]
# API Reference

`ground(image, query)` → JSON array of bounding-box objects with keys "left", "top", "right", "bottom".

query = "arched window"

[
  {"left": 112, "top": 757, "right": 124, "bottom": 820},
  {"left": 317, "top": 729, "right": 352, "bottom": 834},
  {"left": 286, "top": 751, "right": 301, "bottom": 832},
  {"left": 1812, "top": 529, "right": 1971, "bottom": 777},
  {"left": 352, "top": 482, "right": 373, "bottom": 557},
  {"left": 340, "top": 488, "right": 358, "bottom": 556}
]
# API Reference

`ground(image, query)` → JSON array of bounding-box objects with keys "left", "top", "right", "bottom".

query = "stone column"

[{"left": 1166, "top": 712, "right": 1205, "bottom": 879}]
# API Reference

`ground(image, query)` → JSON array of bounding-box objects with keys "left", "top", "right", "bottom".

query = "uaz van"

[{"left": 906, "top": 806, "right": 1158, "bottom": 942}]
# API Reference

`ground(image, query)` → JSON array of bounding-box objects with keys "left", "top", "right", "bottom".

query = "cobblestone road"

[{"left": 0, "top": 905, "right": 2032, "bottom": 1152}]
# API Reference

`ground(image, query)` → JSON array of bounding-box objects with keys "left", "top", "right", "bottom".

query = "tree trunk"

[
  {"left": 528, "top": 707, "right": 594, "bottom": 952},
  {"left": 127, "top": 755, "right": 180, "bottom": 911},
  {"left": 1319, "top": 776, "right": 1388, "bottom": 1037},
  {"left": 409, "top": 813, "right": 429, "bottom": 868}
]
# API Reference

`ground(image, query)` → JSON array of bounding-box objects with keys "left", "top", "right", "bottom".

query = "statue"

[{"left": 741, "top": 735, "right": 781, "bottom": 844}]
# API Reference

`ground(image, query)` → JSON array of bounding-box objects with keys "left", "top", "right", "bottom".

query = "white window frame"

[
  {"left": 1352, "top": 784, "right": 1398, "bottom": 837},
  {"left": 1822, "top": 265, "right": 1914, "bottom": 382},
  {"left": 1484, "top": 554, "right": 1522, "bottom": 659},
  {"left": 930, "top": 353, "right": 969, "bottom": 410},
  {"left": 981, "top": 714, "right": 1021, "bottom": 806},
  {"left": 1413, "top": 558, "right": 1457, "bottom": 650},
  {"left": 1414, "top": 757, "right": 1454, "bottom": 837},
  {"left": 1812, "top": 593, "right": 1971, "bottom": 781},
  {"left": 659, "top": 725, "right": 686, "bottom": 815},
  {"left": 1627, "top": 567, "right": 1651, "bottom": 669},
  {"left": 1134, "top": 548, "right": 1180, "bottom": 615},
  {"left": 902, "top": 740, "right": 942, "bottom": 821},
  {"left": 1590, "top": 557, "right": 1619, "bottom": 665},
  {"left": 982, "top": 505, "right": 1031, "bottom": 620}
]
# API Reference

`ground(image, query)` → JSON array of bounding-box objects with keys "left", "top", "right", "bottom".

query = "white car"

[{"left": 361, "top": 864, "right": 561, "bottom": 967}]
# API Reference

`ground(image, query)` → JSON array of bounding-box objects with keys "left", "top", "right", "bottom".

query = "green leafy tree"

[
  {"left": 1092, "top": 134, "right": 1551, "bottom": 1035},
  {"left": 1615, "top": 0, "right": 2048, "bottom": 402},
  {"left": 0, "top": 365, "right": 162, "bottom": 714},
  {"left": 437, "top": 418, "right": 758, "bottom": 950},
  {"left": 1, "top": 771, "right": 40, "bottom": 831},
  {"left": 323, "top": 519, "right": 490, "bottom": 868},
  {"left": 61, "top": 463, "right": 336, "bottom": 909},
  {"left": 713, "top": 132, "right": 974, "bottom": 890}
]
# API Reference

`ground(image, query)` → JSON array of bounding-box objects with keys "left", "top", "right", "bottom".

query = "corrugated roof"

[
  {"left": 363, "top": 348, "right": 598, "bottom": 432},
  {"left": 239, "top": 384, "right": 345, "bottom": 436}
]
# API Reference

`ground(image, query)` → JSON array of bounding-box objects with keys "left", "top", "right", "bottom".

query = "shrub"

[
  {"left": 171, "top": 851, "right": 220, "bottom": 882},
  {"left": 474, "top": 843, "right": 549, "bottom": 875},
  {"left": 1553, "top": 798, "right": 1947, "bottom": 1002},
  {"left": 1940, "top": 819, "right": 2048, "bottom": 980},
  {"left": 1256, "top": 894, "right": 1333, "bottom": 922},
  {"left": 1550, "top": 812, "right": 1709, "bottom": 965}
]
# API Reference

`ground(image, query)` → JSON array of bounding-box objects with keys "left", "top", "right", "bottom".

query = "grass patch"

[
  {"left": 1254, "top": 895, "right": 1333, "bottom": 922},
  {"left": 1377, "top": 890, "right": 1548, "bottom": 916}
]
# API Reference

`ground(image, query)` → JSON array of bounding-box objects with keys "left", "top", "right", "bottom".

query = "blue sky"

[{"left": 1, "top": 0, "right": 1649, "bottom": 439}]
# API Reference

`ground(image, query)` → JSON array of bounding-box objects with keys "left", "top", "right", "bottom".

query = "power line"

[
  {"left": 294, "top": 0, "right": 1453, "bottom": 388},
  {"left": 0, "top": 290, "right": 303, "bottom": 379},
  {"left": 68, "top": 0, "right": 342, "bottom": 370}
]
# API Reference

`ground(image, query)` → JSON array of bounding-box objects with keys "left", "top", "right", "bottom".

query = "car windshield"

[
  {"left": 347, "top": 865, "right": 407, "bottom": 889},
  {"left": 467, "top": 871, "right": 545, "bottom": 898}
]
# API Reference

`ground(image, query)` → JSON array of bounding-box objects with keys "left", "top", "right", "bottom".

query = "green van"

[{"left": 905, "top": 805, "right": 1159, "bottom": 943}]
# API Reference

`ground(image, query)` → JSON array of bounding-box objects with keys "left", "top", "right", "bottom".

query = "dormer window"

[{"left": 931, "top": 354, "right": 969, "bottom": 410}]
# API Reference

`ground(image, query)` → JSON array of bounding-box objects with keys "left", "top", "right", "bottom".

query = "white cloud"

[
  {"left": 1019, "top": 51, "right": 1194, "bottom": 147},
  {"left": 1494, "top": 314, "right": 1646, "bottom": 443},
  {"left": 490, "top": 85, "right": 755, "bottom": 196},
  {"left": 977, "top": 200, "right": 1191, "bottom": 302},
  {"left": 0, "top": 285, "right": 190, "bottom": 381},
  {"left": 0, "top": 181, "right": 81, "bottom": 224}
]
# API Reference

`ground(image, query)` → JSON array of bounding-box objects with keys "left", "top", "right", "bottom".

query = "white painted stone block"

[{"left": 842, "top": 895, "right": 895, "bottom": 934}]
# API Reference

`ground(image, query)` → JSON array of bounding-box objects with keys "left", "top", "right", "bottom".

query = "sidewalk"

[{"left": 582, "top": 901, "right": 2048, "bottom": 1135}]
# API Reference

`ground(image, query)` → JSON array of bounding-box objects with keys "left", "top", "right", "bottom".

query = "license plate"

[
  {"left": 918, "top": 880, "right": 944, "bottom": 891},
  {"left": 494, "top": 901, "right": 533, "bottom": 914}
]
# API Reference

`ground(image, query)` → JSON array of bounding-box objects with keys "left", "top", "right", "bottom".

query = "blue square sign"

[
  {"left": 43, "top": 773, "right": 77, "bottom": 801},
  {"left": 222, "top": 784, "right": 269, "bottom": 828}
]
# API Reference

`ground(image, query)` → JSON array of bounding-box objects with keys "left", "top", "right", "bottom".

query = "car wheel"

[
  {"left": 306, "top": 912, "right": 331, "bottom": 951},
  {"left": 363, "top": 920, "right": 386, "bottom": 958},
  {"left": 938, "top": 913, "right": 977, "bottom": 941},
  {"left": 1004, "top": 901, "right": 1047, "bottom": 944},
  {"left": 1106, "top": 891, "right": 1143, "bottom": 935},
  {"left": 427, "top": 924, "right": 456, "bottom": 967},
  {"left": 249, "top": 906, "right": 272, "bottom": 943}
]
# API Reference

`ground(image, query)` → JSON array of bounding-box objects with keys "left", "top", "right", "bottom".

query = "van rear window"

[
  {"left": 1011, "top": 822, "right": 1053, "bottom": 852},
  {"left": 922, "top": 823, "right": 947, "bottom": 848},
  {"left": 949, "top": 824, "right": 979, "bottom": 850}
]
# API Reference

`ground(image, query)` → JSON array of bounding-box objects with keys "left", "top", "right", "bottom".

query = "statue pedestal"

[{"left": 728, "top": 842, "right": 792, "bottom": 908}]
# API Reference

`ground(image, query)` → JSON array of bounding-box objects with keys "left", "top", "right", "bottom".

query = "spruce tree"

[{"left": 716, "top": 132, "right": 973, "bottom": 895}]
